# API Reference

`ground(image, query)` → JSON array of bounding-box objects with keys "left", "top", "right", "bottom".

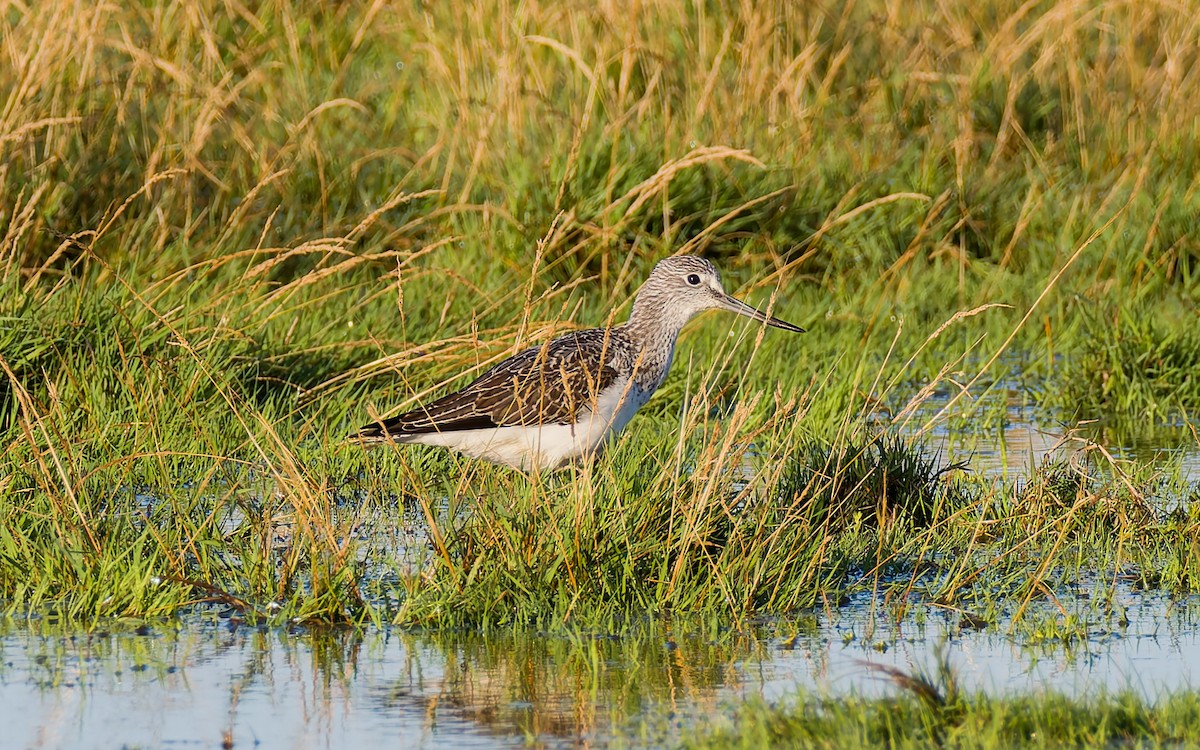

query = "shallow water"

[
  {"left": 5, "top": 586, "right": 1198, "bottom": 750},
  {"left": 892, "top": 376, "right": 1200, "bottom": 486},
  {"left": 7, "top": 380, "right": 1199, "bottom": 748}
]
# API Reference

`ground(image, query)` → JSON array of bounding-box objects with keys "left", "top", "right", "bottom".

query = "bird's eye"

[{"left": 686, "top": 273, "right": 701, "bottom": 286}]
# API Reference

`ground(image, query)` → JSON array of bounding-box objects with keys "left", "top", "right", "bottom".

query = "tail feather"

[
  {"left": 353, "top": 422, "right": 390, "bottom": 442},
  {"left": 352, "top": 414, "right": 414, "bottom": 442},
  {"left": 353, "top": 410, "right": 501, "bottom": 442}
]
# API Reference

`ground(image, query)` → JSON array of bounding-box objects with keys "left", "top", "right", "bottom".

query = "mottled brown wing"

[{"left": 359, "top": 331, "right": 621, "bottom": 437}]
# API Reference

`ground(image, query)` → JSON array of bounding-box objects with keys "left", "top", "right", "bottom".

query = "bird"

[{"left": 354, "top": 255, "right": 804, "bottom": 472}]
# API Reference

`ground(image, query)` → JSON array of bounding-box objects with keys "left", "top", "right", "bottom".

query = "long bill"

[{"left": 720, "top": 294, "right": 806, "bottom": 333}]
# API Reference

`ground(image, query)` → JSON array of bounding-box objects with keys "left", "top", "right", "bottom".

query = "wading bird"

[{"left": 355, "top": 255, "right": 803, "bottom": 471}]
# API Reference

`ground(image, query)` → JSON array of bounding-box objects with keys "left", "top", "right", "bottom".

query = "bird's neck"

[
  {"left": 621, "top": 298, "right": 687, "bottom": 389},
  {"left": 624, "top": 291, "right": 691, "bottom": 344}
]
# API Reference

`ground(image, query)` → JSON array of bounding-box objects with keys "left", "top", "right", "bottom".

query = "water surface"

[
  {"left": 7, "top": 377, "right": 1199, "bottom": 748},
  {"left": 5, "top": 586, "right": 1198, "bottom": 750}
]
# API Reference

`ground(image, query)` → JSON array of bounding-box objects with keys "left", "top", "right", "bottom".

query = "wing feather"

[{"left": 357, "top": 330, "right": 621, "bottom": 438}]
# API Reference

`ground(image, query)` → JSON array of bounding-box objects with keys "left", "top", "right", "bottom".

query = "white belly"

[{"left": 400, "top": 377, "right": 651, "bottom": 472}]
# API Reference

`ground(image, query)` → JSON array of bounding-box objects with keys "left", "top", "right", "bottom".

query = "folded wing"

[{"left": 357, "top": 330, "right": 621, "bottom": 438}]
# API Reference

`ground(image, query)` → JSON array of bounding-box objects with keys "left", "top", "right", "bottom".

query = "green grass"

[
  {"left": 1050, "top": 304, "right": 1200, "bottom": 421},
  {"left": 677, "top": 690, "right": 1200, "bottom": 749},
  {"left": 0, "top": 0, "right": 1197, "bottom": 633},
  {"left": 674, "top": 645, "right": 1200, "bottom": 748}
]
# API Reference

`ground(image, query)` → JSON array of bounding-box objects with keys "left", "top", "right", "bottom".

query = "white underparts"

[{"left": 393, "top": 376, "right": 652, "bottom": 472}]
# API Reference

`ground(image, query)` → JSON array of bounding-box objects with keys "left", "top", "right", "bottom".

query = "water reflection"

[
  {"left": 1, "top": 615, "right": 774, "bottom": 749},
  {"left": 367, "top": 627, "right": 768, "bottom": 746},
  {"left": 892, "top": 380, "right": 1200, "bottom": 484},
  {"left": 4, "top": 590, "right": 1200, "bottom": 750}
]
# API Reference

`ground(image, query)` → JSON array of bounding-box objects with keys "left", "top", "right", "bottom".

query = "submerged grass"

[
  {"left": 676, "top": 646, "right": 1200, "bottom": 749},
  {"left": 0, "top": 0, "right": 1198, "bottom": 633},
  {"left": 679, "top": 690, "right": 1200, "bottom": 750}
]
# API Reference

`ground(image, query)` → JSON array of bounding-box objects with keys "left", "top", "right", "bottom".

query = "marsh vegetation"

[{"left": 1, "top": 0, "right": 1199, "bottom": 746}]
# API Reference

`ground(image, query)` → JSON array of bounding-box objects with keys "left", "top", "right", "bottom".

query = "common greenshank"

[{"left": 355, "top": 255, "right": 803, "bottom": 471}]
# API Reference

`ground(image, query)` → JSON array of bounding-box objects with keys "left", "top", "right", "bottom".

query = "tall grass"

[{"left": 1, "top": 0, "right": 1198, "bottom": 626}]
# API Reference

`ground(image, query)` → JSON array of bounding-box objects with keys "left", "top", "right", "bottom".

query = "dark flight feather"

[{"left": 357, "top": 329, "right": 624, "bottom": 439}]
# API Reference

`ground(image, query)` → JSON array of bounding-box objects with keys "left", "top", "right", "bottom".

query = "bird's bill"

[{"left": 720, "top": 294, "right": 806, "bottom": 333}]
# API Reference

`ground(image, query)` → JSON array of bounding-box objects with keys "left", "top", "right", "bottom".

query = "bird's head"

[{"left": 631, "top": 255, "right": 805, "bottom": 334}]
